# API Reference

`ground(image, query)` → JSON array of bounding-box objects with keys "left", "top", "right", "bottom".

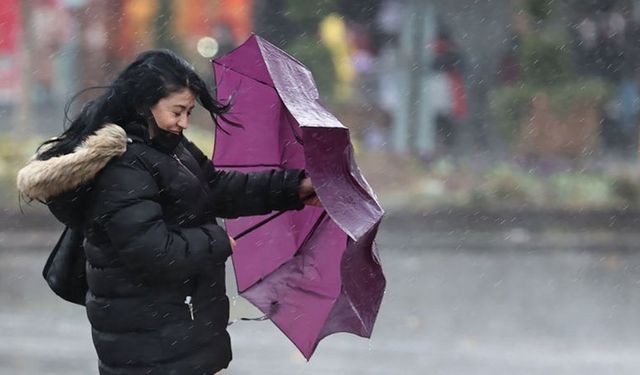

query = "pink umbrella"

[{"left": 212, "top": 35, "right": 385, "bottom": 360}]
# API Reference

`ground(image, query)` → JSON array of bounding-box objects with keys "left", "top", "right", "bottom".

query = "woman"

[{"left": 17, "top": 50, "right": 316, "bottom": 374}]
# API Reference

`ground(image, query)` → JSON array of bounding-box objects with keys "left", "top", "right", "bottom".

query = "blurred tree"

[
  {"left": 489, "top": 2, "right": 612, "bottom": 158},
  {"left": 284, "top": 0, "right": 338, "bottom": 34},
  {"left": 254, "top": 0, "right": 293, "bottom": 48},
  {"left": 524, "top": 0, "right": 556, "bottom": 23},
  {"left": 338, "top": 0, "right": 381, "bottom": 24},
  {"left": 253, "top": 0, "right": 340, "bottom": 100},
  {"left": 255, "top": 0, "right": 387, "bottom": 102},
  {"left": 568, "top": 0, "right": 617, "bottom": 13},
  {"left": 338, "top": 0, "right": 384, "bottom": 53},
  {"left": 519, "top": 35, "right": 573, "bottom": 86},
  {"left": 155, "top": 0, "right": 181, "bottom": 53},
  {"left": 286, "top": 35, "right": 336, "bottom": 100}
]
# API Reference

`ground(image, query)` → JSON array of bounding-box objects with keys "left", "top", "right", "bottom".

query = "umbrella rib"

[
  {"left": 233, "top": 194, "right": 320, "bottom": 241},
  {"left": 213, "top": 61, "right": 275, "bottom": 89},
  {"left": 233, "top": 210, "right": 287, "bottom": 241},
  {"left": 285, "top": 117, "right": 304, "bottom": 146},
  {"left": 214, "top": 61, "right": 304, "bottom": 146},
  {"left": 295, "top": 210, "right": 327, "bottom": 256},
  {"left": 216, "top": 163, "right": 283, "bottom": 168}
]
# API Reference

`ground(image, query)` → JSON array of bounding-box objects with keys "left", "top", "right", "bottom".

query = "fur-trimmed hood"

[{"left": 17, "top": 124, "right": 128, "bottom": 201}]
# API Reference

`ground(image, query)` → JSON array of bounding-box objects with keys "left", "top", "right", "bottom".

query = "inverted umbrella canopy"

[{"left": 212, "top": 35, "right": 385, "bottom": 360}]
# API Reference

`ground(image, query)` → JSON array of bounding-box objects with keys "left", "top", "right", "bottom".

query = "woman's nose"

[{"left": 177, "top": 116, "right": 188, "bottom": 130}]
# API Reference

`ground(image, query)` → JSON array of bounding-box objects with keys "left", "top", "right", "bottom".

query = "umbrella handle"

[{"left": 232, "top": 193, "right": 317, "bottom": 241}]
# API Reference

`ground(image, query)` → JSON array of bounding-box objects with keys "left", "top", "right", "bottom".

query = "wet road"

[{"left": 1, "top": 214, "right": 640, "bottom": 374}]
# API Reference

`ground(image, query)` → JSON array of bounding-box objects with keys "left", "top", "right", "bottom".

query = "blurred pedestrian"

[
  {"left": 429, "top": 25, "right": 468, "bottom": 158},
  {"left": 579, "top": 4, "right": 640, "bottom": 157},
  {"left": 16, "top": 49, "right": 317, "bottom": 375}
]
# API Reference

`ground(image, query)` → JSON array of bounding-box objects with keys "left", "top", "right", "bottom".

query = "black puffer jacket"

[{"left": 17, "top": 123, "right": 304, "bottom": 374}]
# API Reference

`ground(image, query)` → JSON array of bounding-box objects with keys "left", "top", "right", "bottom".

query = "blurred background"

[
  {"left": 4, "top": 0, "right": 640, "bottom": 209},
  {"left": 1, "top": 0, "right": 640, "bottom": 374}
]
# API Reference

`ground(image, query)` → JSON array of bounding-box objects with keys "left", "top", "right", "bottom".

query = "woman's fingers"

[
  {"left": 304, "top": 195, "right": 322, "bottom": 207},
  {"left": 299, "top": 176, "right": 314, "bottom": 200},
  {"left": 298, "top": 176, "right": 322, "bottom": 206}
]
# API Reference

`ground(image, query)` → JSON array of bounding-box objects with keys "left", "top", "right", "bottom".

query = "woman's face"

[{"left": 149, "top": 88, "right": 196, "bottom": 135}]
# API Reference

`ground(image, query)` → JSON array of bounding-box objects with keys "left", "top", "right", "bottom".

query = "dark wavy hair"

[{"left": 37, "top": 49, "right": 229, "bottom": 160}]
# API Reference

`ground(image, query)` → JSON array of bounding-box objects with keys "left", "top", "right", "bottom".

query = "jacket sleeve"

[
  {"left": 183, "top": 140, "right": 305, "bottom": 218},
  {"left": 92, "top": 156, "right": 232, "bottom": 282}
]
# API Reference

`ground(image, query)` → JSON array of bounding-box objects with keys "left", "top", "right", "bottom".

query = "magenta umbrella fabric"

[{"left": 212, "top": 35, "right": 386, "bottom": 360}]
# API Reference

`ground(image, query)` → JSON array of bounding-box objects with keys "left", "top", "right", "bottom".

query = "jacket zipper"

[
  {"left": 172, "top": 153, "right": 197, "bottom": 179},
  {"left": 183, "top": 275, "right": 200, "bottom": 320},
  {"left": 184, "top": 295, "right": 194, "bottom": 320},
  {"left": 172, "top": 153, "right": 210, "bottom": 197},
  {"left": 172, "top": 153, "right": 206, "bottom": 321}
]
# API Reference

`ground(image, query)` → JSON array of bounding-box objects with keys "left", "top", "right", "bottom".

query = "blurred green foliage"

[
  {"left": 548, "top": 172, "right": 613, "bottom": 209},
  {"left": 524, "top": 0, "right": 556, "bottom": 22},
  {"left": 489, "top": 84, "right": 537, "bottom": 144},
  {"left": 489, "top": 79, "right": 612, "bottom": 143},
  {"left": 0, "top": 136, "right": 43, "bottom": 205},
  {"left": 469, "top": 163, "right": 544, "bottom": 207},
  {"left": 156, "top": 0, "right": 182, "bottom": 53},
  {"left": 612, "top": 175, "right": 640, "bottom": 208},
  {"left": 263, "top": 1, "right": 339, "bottom": 102},
  {"left": 284, "top": 0, "right": 339, "bottom": 33},
  {"left": 364, "top": 152, "right": 640, "bottom": 212},
  {"left": 434, "top": 163, "right": 635, "bottom": 210},
  {"left": 285, "top": 35, "right": 337, "bottom": 101},
  {"left": 519, "top": 35, "right": 573, "bottom": 86},
  {"left": 490, "top": 22, "right": 612, "bottom": 146},
  {"left": 489, "top": 2, "right": 612, "bottom": 148}
]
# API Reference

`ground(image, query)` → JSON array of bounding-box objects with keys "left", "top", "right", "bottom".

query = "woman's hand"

[
  {"left": 299, "top": 176, "right": 321, "bottom": 206},
  {"left": 228, "top": 235, "right": 237, "bottom": 252}
]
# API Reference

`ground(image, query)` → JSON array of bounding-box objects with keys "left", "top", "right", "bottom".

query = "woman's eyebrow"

[{"left": 172, "top": 104, "right": 195, "bottom": 110}]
